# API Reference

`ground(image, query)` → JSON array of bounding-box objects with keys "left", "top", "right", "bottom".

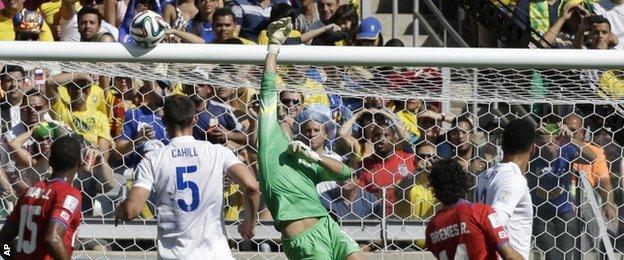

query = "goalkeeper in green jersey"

[{"left": 258, "top": 18, "right": 364, "bottom": 260}]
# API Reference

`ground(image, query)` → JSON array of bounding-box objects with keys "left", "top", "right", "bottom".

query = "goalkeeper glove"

[
  {"left": 267, "top": 17, "right": 293, "bottom": 54},
  {"left": 287, "top": 141, "right": 321, "bottom": 164}
]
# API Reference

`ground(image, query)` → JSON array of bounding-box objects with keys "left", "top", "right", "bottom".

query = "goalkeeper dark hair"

[
  {"left": 163, "top": 94, "right": 195, "bottom": 130},
  {"left": 428, "top": 158, "right": 471, "bottom": 205}
]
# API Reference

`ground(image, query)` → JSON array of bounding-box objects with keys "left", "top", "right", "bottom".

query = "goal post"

[
  {"left": 1, "top": 41, "right": 624, "bottom": 69},
  {"left": 0, "top": 42, "right": 622, "bottom": 259}
]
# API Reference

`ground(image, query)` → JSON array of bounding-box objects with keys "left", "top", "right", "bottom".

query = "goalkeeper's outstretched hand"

[
  {"left": 267, "top": 17, "right": 293, "bottom": 54},
  {"left": 287, "top": 140, "right": 321, "bottom": 163}
]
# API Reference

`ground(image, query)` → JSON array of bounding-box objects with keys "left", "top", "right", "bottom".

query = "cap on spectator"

[
  {"left": 13, "top": 9, "right": 44, "bottom": 35},
  {"left": 294, "top": 104, "right": 337, "bottom": 141},
  {"left": 357, "top": 17, "right": 382, "bottom": 40},
  {"left": 32, "top": 122, "right": 60, "bottom": 140}
]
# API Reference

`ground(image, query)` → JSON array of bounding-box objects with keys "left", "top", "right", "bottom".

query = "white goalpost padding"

[{"left": 1, "top": 41, "right": 624, "bottom": 68}]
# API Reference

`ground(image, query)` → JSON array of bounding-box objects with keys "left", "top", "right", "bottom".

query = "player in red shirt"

[
  {"left": 426, "top": 158, "right": 522, "bottom": 260},
  {"left": 0, "top": 135, "right": 86, "bottom": 260}
]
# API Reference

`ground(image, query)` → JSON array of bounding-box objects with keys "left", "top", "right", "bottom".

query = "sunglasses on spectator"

[{"left": 280, "top": 98, "right": 300, "bottom": 106}]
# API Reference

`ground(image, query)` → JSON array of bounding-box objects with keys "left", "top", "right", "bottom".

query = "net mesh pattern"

[{"left": 0, "top": 61, "right": 622, "bottom": 259}]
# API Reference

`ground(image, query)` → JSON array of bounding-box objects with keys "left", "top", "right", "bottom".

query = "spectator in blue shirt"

[
  {"left": 229, "top": 0, "right": 290, "bottom": 42},
  {"left": 527, "top": 126, "right": 581, "bottom": 260},
  {"left": 185, "top": 0, "right": 219, "bottom": 42},
  {"left": 184, "top": 84, "right": 247, "bottom": 147},
  {"left": 321, "top": 176, "right": 382, "bottom": 220},
  {"left": 115, "top": 82, "right": 169, "bottom": 168}
]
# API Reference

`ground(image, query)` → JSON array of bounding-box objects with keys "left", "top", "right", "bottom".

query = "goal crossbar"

[{"left": 1, "top": 42, "right": 624, "bottom": 69}]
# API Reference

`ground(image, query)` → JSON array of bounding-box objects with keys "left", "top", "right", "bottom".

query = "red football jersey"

[
  {"left": 7, "top": 178, "right": 82, "bottom": 260},
  {"left": 426, "top": 200, "right": 509, "bottom": 260},
  {"left": 358, "top": 151, "right": 416, "bottom": 213}
]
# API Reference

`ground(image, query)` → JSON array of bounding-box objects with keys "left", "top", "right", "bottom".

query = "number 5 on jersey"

[{"left": 176, "top": 166, "right": 200, "bottom": 212}]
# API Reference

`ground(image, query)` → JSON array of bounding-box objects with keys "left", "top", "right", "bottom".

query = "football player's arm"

[
  {"left": 47, "top": 190, "right": 81, "bottom": 260},
  {"left": 315, "top": 156, "right": 352, "bottom": 182},
  {"left": 116, "top": 159, "right": 153, "bottom": 225},
  {"left": 226, "top": 163, "right": 260, "bottom": 240},
  {"left": 45, "top": 222, "right": 70, "bottom": 260},
  {"left": 498, "top": 243, "right": 523, "bottom": 260},
  {"left": 480, "top": 207, "right": 522, "bottom": 260},
  {"left": 258, "top": 18, "right": 292, "bottom": 153},
  {"left": 116, "top": 186, "right": 150, "bottom": 224}
]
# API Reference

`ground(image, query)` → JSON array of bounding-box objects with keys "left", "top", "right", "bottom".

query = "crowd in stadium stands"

[{"left": 0, "top": 0, "right": 623, "bottom": 255}]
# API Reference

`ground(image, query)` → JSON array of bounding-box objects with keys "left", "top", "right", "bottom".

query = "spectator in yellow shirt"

[
  {"left": 38, "top": 0, "right": 81, "bottom": 40},
  {"left": 0, "top": 0, "right": 54, "bottom": 41},
  {"left": 395, "top": 143, "right": 438, "bottom": 221},
  {"left": 395, "top": 98, "right": 423, "bottom": 144},
  {"left": 45, "top": 73, "right": 113, "bottom": 161}
]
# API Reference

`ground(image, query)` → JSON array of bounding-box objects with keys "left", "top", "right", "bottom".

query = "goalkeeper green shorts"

[{"left": 282, "top": 216, "right": 360, "bottom": 260}]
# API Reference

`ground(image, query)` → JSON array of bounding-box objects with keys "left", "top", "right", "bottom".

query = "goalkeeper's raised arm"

[{"left": 257, "top": 18, "right": 364, "bottom": 260}]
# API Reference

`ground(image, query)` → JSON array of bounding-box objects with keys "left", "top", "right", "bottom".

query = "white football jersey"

[
  {"left": 134, "top": 136, "right": 242, "bottom": 260},
  {"left": 476, "top": 162, "right": 533, "bottom": 260}
]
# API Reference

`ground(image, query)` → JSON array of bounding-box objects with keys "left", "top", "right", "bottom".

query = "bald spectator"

[{"left": 565, "top": 114, "right": 616, "bottom": 222}]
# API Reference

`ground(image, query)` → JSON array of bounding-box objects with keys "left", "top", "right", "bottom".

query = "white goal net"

[{"left": 0, "top": 43, "right": 623, "bottom": 259}]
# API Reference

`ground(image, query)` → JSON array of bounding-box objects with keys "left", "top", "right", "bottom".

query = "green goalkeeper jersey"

[{"left": 258, "top": 72, "right": 351, "bottom": 228}]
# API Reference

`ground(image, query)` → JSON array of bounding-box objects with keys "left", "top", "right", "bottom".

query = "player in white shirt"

[
  {"left": 476, "top": 119, "right": 536, "bottom": 260},
  {"left": 115, "top": 95, "right": 260, "bottom": 260}
]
